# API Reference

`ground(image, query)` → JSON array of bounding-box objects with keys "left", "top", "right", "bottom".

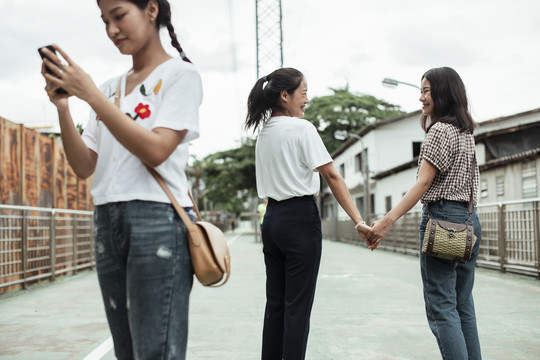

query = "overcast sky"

[{"left": 1, "top": 0, "right": 539, "bottom": 159}]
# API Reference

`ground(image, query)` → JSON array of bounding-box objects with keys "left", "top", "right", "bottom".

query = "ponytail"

[{"left": 245, "top": 68, "right": 304, "bottom": 131}]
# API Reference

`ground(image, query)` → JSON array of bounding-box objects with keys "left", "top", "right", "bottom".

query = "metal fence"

[
  {"left": 0, "top": 204, "right": 94, "bottom": 292},
  {"left": 322, "top": 198, "right": 540, "bottom": 278}
]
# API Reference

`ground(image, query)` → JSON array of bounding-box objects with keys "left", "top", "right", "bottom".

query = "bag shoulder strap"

[
  {"left": 113, "top": 78, "right": 201, "bottom": 227},
  {"left": 467, "top": 154, "right": 477, "bottom": 217}
]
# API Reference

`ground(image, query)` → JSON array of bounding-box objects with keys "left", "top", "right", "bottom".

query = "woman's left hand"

[
  {"left": 41, "top": 44, "right": 99, "bottom": 103},
  {"left": 366, "top": 216, "right": 394, "bottom": 250}
]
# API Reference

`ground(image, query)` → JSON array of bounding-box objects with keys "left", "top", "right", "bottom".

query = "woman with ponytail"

[
  {"left": 246, "top": 68, "right": 372, "bottom": 360},
  {"left": 40, "top": 1, "right": 201, "bottom": 358}
]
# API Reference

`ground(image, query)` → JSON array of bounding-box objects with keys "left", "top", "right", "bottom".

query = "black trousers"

[{"left": 261, "top": 196, "right": 322, "bottom": 360}]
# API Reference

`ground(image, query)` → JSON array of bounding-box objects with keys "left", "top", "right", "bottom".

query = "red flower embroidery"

[{"left": 134, "top": 103, "right": 151, "bottom": 120}]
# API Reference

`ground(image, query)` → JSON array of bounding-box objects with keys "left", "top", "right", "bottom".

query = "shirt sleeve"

[
  {"left": 152, "top": 68, "right": 203, "bottom": 144},
  {"left": 300, "top": 123, "right": 333, "bottom": 171},
  {"left": 421, "top": 123, "right": 453, "bottom": 173}
]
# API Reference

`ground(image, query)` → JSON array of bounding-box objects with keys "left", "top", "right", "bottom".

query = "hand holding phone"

[{"left": 38, "top": 45, "right": 67, "bottom": 94}]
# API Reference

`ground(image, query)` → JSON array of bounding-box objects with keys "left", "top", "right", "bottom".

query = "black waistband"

[{"left": 268, "top": 195, "right": 315, "bottom": 204}]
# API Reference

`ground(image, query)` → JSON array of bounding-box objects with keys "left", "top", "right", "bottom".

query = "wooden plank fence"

[{"left": 0, "top": 116, "right": 93, "bottom": 293}]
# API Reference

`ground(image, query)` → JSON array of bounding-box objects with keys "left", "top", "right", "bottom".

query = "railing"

[
  {"left": 0, "top": 205, "right": 94, "bottom": 292},
  {"left": 322, "top": 198, "right": 540, "bottom": 278}
]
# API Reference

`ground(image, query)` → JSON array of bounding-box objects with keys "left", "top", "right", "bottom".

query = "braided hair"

[{"left": 97, "top": 0, "right": 191, "bottom": 63}]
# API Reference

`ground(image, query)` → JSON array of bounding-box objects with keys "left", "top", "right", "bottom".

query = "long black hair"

[
  {"left": 420, "top": 67, "right": 475, "bottom": 133},
  {"left": 244, "top": 67, "right": 304, "bottom": 131},
  {"left": 97, "top": 0, "right": 191, "bottom": 63}
]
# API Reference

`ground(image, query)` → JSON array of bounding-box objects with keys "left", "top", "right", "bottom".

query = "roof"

[
  {"left": 477, "top": 107, "right": 540, "bottom": 127},
  {"left": 479, "top": 147, "right": 540, "bottom": 171}
]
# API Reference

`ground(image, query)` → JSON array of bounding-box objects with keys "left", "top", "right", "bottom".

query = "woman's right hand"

[{"left": 41, "top": 62, "right": 70, "bottom": 110}]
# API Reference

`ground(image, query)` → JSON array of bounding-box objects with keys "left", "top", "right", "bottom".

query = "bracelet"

[{"left": 355, "top": 220, "right": 366, "bottom": 229}]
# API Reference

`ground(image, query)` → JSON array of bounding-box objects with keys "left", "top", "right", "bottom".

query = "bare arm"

[
  {"left": 43, "top": 45, "right": 186, "bottom": 169},
  {"left": 367, "top": 159, "right": 437, "bottom": 249},
  {"left": 317, "top": 162, "right": 372, "bottom": 243},
  {"left": 57, "top": 106, "right": 97, "bottom": 179}
]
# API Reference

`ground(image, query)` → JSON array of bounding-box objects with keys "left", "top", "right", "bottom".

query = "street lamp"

[
  {"left": 382, "top": 77, "right": 421, "bottom": 90},
  {"left": 333, "top": 130, "right": 371, "bottom": 225}
]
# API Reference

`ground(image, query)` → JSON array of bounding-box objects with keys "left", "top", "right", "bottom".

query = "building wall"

[
  {"left": 479, "top": 157, "right": 540, "bottom": 203},
  {"left": 374, "top": 167, "right": 421, "bottom": 217}
]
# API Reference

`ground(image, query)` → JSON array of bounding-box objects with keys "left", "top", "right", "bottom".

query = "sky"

[{"left": 1, "top": 0, "right": 539, "bottom": 160}]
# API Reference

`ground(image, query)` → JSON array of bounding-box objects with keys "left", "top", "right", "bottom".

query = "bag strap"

[
  {"left": 113, "top": 77, "right": 202, "bottom": 228},
  {"left": 467, "top": 154, "right": 477, "bottom": 218}
]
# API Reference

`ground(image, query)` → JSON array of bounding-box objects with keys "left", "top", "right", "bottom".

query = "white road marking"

[{"left": 82, "top": 336, "right": 113, "bottom": 360}]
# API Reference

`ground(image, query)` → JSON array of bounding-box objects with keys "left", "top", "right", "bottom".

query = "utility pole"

[{"left": 255, "top": 0, "right": 283, "bottom": 78}]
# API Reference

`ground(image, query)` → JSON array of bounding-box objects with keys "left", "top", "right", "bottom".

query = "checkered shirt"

[{"left": 418, "top": 122, "right": 479, "bottom": 205}]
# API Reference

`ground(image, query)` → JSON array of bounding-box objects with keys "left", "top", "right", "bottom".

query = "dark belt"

[
  {"left": 268, "top": 195, "right": 315, "bottom": 204},
  {"left": 427, "top": 199, "right": 468, "bottom": 208}
]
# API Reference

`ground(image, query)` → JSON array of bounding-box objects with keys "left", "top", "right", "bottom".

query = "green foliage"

[
  {"left": 200, "top": 139, "right": 256, "bottom": 213},
  {"left": 304, "top": 86, "right": 404, "bottom": 153}
]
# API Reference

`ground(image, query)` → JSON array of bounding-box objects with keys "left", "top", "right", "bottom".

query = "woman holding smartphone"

[
  {"left": 367, "top": 67, "right": 482, "bottom": 359},
  {"left": 40, "top": 1, "right": 202, "bottom": 359},
  {"left": 245, "top": 67, "right": 371, "bottom": 360}
]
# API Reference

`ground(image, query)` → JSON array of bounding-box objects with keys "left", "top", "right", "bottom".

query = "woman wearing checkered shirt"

[{"left": 367, "top": 67, "right": 482, "bottom": 359}]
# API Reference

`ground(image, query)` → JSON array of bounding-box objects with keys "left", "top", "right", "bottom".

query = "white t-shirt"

[
  {"left": 255, "top": 116, "right": 332, "bottom": 201},
  {"left": 81, "top": 58, "right": 202, "bottom": 207}
]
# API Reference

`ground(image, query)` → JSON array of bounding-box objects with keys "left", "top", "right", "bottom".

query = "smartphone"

[{"left": 38, "top": 45, "right": 67, "bottom": 94}]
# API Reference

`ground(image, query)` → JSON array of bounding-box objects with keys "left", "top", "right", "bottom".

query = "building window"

[
  {"left": 413, "top": 142, "right": 422, "bottom": 158},
  {"left": 356, "top": 196, "right": 364, "bottom": 215},
  {"left": 339, "top": 164, "right": 345, "bottom": 178},
  {"left": 496, "top": 176, "right": 504, "bottom": 197},
  {"left": 370, "top": 194, "right": 375, "bottom": 216},
  {"left": 480, "top": 180, "right": 488, "bottom": 198},
  {"left": 355, "top": 153, "right": 362, "bottom": 173},
  {"left": 522, "top": 160, "right": 537, "bottom": 199},
  {"left": 385, "top": 196, "right": 392, "bottom": 212},
  {"left": 355, "top": 149, "right": 367, "bottom": 173}
]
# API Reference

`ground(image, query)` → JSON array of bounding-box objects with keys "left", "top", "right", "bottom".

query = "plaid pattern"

[{"left": 419, "top": 122, "right": 479, "bottom": 205}]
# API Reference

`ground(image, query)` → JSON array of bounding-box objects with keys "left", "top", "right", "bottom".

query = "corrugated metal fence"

[
  {"left": 322, "top": 198, "right": 540, "bottom": 278},
  {"left": 0, "top": 204, "right": 94, "bottom": 293}
]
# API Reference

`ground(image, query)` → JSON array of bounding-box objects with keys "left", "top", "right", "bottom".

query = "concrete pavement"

[{"left": 1, "top": 225, "right": 540, "bottom": 359}]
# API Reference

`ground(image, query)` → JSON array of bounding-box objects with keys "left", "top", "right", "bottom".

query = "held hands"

[
  {"left": 355, "top": 222, "right": 373, "bottom": 247},
  {"left": 365, "top": 216, "right": 394, "bottom": 251}
]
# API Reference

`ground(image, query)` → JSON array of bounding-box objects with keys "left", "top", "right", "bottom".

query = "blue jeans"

[
  {"left": 94, "top": 201, "right": 193, "bottom": 360},
  {"left": 419, "top": 200, "right": 482, "bottom": 360}
]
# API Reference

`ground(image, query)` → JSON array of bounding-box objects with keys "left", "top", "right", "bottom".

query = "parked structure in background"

[{"left": 322, "top": 107, "right": 540, "bottom": 277}]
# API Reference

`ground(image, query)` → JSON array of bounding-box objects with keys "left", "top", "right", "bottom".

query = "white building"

[{"left": 321, "top": 110, "right": 425, "bottom": 222}]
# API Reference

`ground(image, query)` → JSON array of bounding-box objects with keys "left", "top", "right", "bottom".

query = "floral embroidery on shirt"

[
  {"left": 139, "top": 79, "right": 163, "bottom": 96},
  {"left": 153, "top": 79, "right": 163, "bottom": 95},
  {"left": 134, "top": 103, "right": 151, "bottom": 120}
]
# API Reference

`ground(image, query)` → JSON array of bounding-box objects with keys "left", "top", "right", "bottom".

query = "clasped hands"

[{"left": 355, "top": 216, "right": 394, "bottom": 251}]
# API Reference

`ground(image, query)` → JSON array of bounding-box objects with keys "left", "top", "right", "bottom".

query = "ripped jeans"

[{"left": 94, "top": 201, "right": 193, "bottom": 360}]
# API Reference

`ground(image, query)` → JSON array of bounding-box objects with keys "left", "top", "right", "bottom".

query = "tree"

[
  {"left": 304, "top": 86, "right": 404, "bottom": 153},
  {"left": 200, "top": 139, "right": 256, "bottom": 213}
]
